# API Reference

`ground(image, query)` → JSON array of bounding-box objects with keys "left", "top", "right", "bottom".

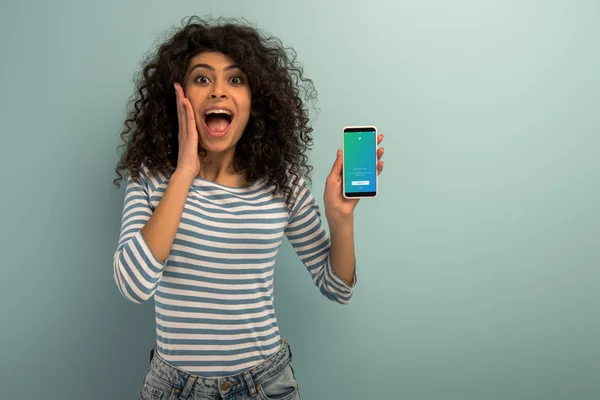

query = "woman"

[{"left": 113, "top": 16, "right": 385, "bottom": 400}]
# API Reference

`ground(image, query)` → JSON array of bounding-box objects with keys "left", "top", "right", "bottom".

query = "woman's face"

[{"left": 183, "top": 51, "right": 251, "bottom": 156}]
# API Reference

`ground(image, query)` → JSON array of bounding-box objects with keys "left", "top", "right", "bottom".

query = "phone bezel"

[{"left": 342, "top": 125, "right": 378, "bottom": 199}]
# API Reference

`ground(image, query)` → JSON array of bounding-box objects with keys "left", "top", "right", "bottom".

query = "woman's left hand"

[{"left": 324, "top": 134, "right": 385, "bottom": 221}]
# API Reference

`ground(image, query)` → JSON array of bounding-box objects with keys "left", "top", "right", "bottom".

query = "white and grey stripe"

[{"left": 113, "top": 165, "right": 354, "bottom": 376}]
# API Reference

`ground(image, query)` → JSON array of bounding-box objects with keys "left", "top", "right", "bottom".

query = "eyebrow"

[{"left": 189, "top": 64, "right": 242, "bottom": 73}]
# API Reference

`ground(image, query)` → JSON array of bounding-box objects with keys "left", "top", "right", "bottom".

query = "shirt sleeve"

[
  {"left": 284, "top": 177, "right": 356, "bottom": 304},
  {"left": 112, "top": 167, "right": 167, "bottom": 303}
]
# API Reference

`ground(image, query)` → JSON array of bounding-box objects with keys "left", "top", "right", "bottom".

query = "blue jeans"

[{"left": 140, "top": 339, "right": 301, "bottom": 400}]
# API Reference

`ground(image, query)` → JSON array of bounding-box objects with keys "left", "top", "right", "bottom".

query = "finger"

[
  {"left": 377, "top": 161, "right": 384, "bottom": 175},
  {"left": 174, "top": 83, "right": 181, "bottom": 132},
  {"left": 329, "top": 149, "right": 343, "bottom": 179},
  {"left": 184, "top": 98, "right": 197, "bottom": 142},
  {"left": 377, "top": 147, "right": 384, "bottom": 161},
  {"left": 377, "top": 133, "right": 384, "bottom": 145},
  {"left": 175, "top": 83, "right": 186, "bottom": 139}
]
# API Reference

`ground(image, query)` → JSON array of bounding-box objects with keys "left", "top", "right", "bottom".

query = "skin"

[
  {"left": 178, "top": 51, "right": 252, "bottom": 188},
  {"left": 145, "top": 50, "right": 385, "bottom": 285}
]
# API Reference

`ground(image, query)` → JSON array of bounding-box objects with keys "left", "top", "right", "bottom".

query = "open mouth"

[{"left": 203, "top": 109, "right": 234, "bottom": 137}]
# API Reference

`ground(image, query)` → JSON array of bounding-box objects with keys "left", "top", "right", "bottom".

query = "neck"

[{"left": 198, "top": 149, "right": 246, "bottom": 187}]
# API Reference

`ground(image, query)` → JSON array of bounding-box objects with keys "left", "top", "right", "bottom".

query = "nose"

[
  {"left": 209, "top": 92, "right": 227, "bottom": 99},
  {"left": 209, "top": 80, "right": 228, "bottom": 99}
]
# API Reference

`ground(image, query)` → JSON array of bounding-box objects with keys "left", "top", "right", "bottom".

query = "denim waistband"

[{"left": 149, "top": 339, "right": 292, "bottom": 398}]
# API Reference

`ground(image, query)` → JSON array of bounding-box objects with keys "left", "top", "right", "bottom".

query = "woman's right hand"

[{"left": 174, "top": 83, "right": 201, "bottom": 180}]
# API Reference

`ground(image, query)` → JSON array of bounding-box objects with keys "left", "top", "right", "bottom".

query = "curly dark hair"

[{"left": 114, "top": 16, "right": 317, "bottom": 205}]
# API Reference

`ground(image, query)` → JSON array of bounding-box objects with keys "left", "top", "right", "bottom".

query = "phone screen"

[{"left": 343, "top": 127, "right": 377, "bottom": 198}]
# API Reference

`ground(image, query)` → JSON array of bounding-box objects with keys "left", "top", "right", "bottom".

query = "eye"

[
  {"left": 229, "top": 76, "right": 245, "bottom": 85},
  {"left": 194, "top": 75, "right": 210, "bottom": 84}
]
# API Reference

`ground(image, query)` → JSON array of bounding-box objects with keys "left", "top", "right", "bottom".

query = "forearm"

[
  {"left": 327, "top": 216, "right": 356, "bottom": 285},
  {"left": 140, "top": 170, "right": 194, "bottom": 262}
]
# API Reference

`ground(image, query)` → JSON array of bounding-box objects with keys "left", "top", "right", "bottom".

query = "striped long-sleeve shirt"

[{"left": 113, "top": 165, "right": 355, "bottom": 377}]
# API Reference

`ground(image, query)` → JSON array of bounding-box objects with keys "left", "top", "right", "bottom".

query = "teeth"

[{"left": 205, "top": 109, "right": 232, "bottom": 116}]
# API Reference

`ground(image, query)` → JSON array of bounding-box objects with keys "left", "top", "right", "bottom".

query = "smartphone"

[{"left": 343, "top": 126, "right": 378, "bottom": 199}]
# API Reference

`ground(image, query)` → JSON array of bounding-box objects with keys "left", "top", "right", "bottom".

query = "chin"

[{"left": 199, "top": 139, "right": 237, "bottom": 155}]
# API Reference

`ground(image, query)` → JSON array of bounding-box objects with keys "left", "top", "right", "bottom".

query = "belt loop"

[
  {"left": 149, "top": 346, "right": 155, "bottom": 364},
  {"left": 179, "top": 375, "right": 197, "bottom": 399},
  {"left": 286, "top": 340, "right": 292, "bottom": 362},
  {"left": 243, "top": 371, "right": 258, "bottom": 397}
]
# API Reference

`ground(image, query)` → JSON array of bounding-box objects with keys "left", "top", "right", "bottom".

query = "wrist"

[
  {"left": 326, "top": 212, "right": 354, "bottom": 229},
  {"left": 172, "top": 169, "right": 196, "bottom": 186}
]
